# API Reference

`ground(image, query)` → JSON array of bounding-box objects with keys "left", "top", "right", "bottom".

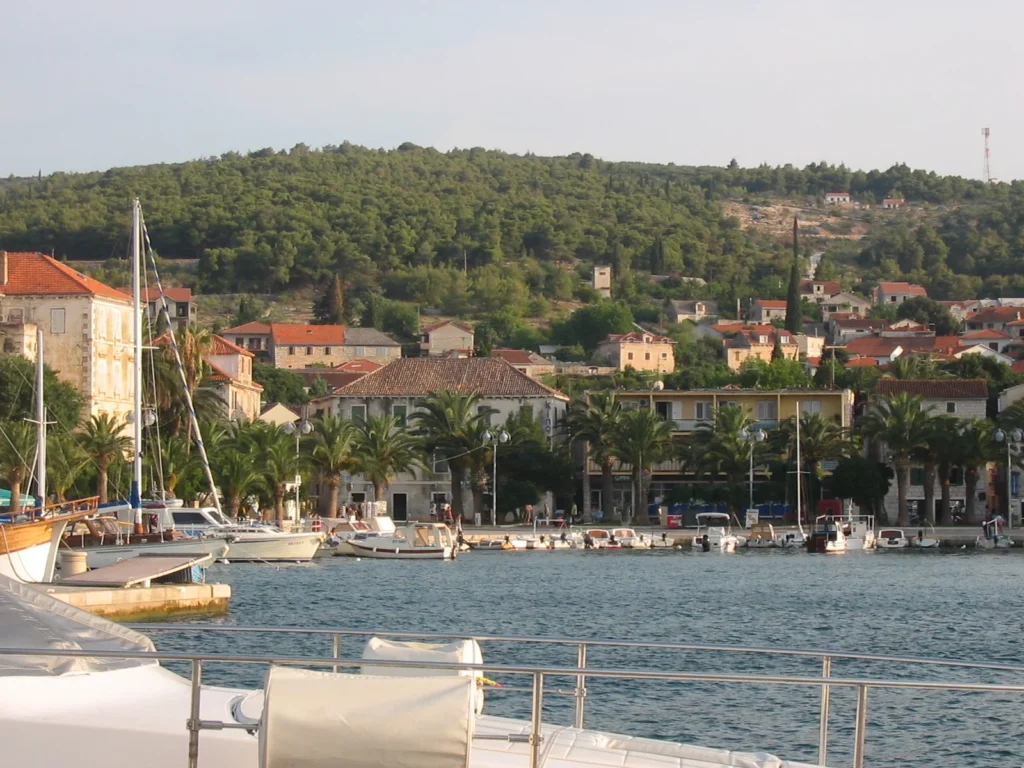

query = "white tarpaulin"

[
  {"left": 260, "top": 667, "right": 473, "bottom": 768},
  {"left": 0, "top": 573, "right": 156, "bottom": 677},
  {"left": 361, "top": 636, "right": 485, "bottom": 713}
]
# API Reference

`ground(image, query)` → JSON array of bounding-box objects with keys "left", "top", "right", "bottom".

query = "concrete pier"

[{"left": 38, "top": 582, "right": 231, "bottom": 621}]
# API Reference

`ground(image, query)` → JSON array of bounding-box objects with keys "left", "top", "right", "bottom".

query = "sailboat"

[
  {"left": 775, "top": 406, "right": 807, "bottom": 549},
  {"left": 0, "top": 330, "right": 97, "bottom": 582}
]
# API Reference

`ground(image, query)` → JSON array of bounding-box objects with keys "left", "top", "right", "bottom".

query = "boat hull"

[
  {"left": 0, "top": 539, "right": 51, "bottom": 583},
  {"left": 75, "top": 538, "right": 230, "bottom": 570},
  {"left": 0, "top": 513, "right": 81, "bottom": 582},
  {"left": 347, "top": 540, "right": 454, "bottom": 560},
  {"left": 222, "top": 533, "right": 322, "bottom": 562}
]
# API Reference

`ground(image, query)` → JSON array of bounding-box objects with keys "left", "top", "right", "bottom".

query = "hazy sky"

[{"left": 3, "top": 1, "right": 1021, "bottom": 179}]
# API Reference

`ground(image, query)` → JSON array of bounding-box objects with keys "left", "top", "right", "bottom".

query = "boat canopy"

[{"left": 0, "top": 574, "right": 155, "bottom": 677}]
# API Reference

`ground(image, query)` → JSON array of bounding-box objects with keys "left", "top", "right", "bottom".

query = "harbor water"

[{"left": 155, "top": 549, "right": 1024, "bottom": 768}]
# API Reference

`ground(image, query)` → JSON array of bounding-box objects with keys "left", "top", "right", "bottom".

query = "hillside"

[{"left": 2, "top": 144, "right": 1024, "bottom": 318}]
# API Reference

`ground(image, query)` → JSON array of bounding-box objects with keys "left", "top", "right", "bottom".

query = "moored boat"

[
  {"left": 690, "top": 512, "right": 740, "bottom": 552},
  {"left": 611, "top": 528, "right": 649, "bottom": 548},
  {"left": 62, "top": 515, "right": 231, "bottom": 569},
  {"left": 163, "top": 507, "right": 323, "bottom": 562},
  {"left": 0, "top": 499, "right": 97, "bottom": 582},
  {"left": 347, "top": 522, "right": 456, "bottom": 560},
  {"left": 745, "top": 523, "right": 777, "bottom": 549},
  {"left": 876, "top": 528, "right": 909, "bottom": 550}
]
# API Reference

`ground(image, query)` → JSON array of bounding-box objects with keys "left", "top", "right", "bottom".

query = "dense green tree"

[
  {"left": 306, "top": 414, "right": 356, "bottom": 517},
  {"left": 313, "top": 275, "right": 345, "bottom": 325},
  {"left": 824, "top": 456, "right": 893, "bottom": 519},
  {"left": 79, "top": 414, "right": 132, "bottom": 503},
  {"left": 552, "top": 302, "right": 634, "bottom": 353},
  {"left": 350, "top": 415, "right": 425, "bottom": 502},
  {"left": 0, "top": 356, "right": 82, "bottom": 429},
  {"left": 566, "top": 392, "right": 622, "bottom": 520},
  {"left": 895, "top": 296, "right": 959, "bottom": 335},
  {"left": 861, "top": 393, "right": 934, "bottom": 525},
  {"left": 232, "top": 296, "right": 263, "bottom": 327},
  {"left": 0, "top": 421, "right": 36, "bottom": 512},
  {"left": 612, "top": 408, "right": 674, "bottom": 524},
  {"left": 784, "top": 217, "right": 801, "bottom": 334},
  {"left": 253, "top": 363, "right": 308, "bottom": 405}
]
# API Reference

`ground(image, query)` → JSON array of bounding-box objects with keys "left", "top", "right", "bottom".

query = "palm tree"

[
  {"left": 0, "top": 421, "right": 37, "bottom": 512},
  {"left": 954, "top": 419, "right": 998, "bottom": 523},
  {"left": 260, "top": 427, "right": 304, "bottom": 523},
  {"left": 777, "top": 413, "right": 851, "bottom": 505},
  {"left": 694, "top": 405, "right": 760, "bottom": 516},
  {"left": 566, "top": 392, "right": 622, "bottom": 521},
  {"left": 215, "top": 450, "right": 265, "bottom": 518},
  {"left": 916, "top": 415, "right": 959, "bottom": 526},
  {"left": 152, "top": 434, "right": 200, "bottom": 497},
  {"left": 47, "top": 433, "right": 88, "bottom": 503},
  {"left": 413, "top": 391, "right": 495, "bottom": 522},
  {"left": 351, "top": 415, "right": 425, "bottom": 502},
  {"left": 79, "top": 414, "right": 132, "bottom": 503},
  {"left": 861, "top": 393, "right": 933, "bottom": 525},
  {"left": 884, "top": 355, "right": 950, "bottom": 380},
  {"left": 307, "top": 414, "right": 356, "bottom": 517},
  {"left": 612, "top": 408, "right": 674, "bottom": 524}
]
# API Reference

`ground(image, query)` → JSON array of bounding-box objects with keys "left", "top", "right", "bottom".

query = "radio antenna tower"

[{"left": 982, "top": 127, "right": 992, "bottom": 183}]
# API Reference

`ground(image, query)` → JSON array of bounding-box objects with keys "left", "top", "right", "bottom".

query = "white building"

[
  {"left": 824, "top": 192, "right": 851, "bottom": 205},
  {"left": 310, "top": 357, "right": 569, "bottom": 521}
]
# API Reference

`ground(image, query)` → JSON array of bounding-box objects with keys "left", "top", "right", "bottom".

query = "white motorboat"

[
  {"left": 775, "top": 530, "right": 806, "bottom": 548},
  {"left": 911, "top": 524, "right": 940, "bottom": 549},
  {"left": 976, "top": 519, "right": 1013, "bottom": 549},
  {"left": 805, "top": 516, "right": 848, "bottom": 553},
  {"left": 162, "top": 507, "right": 323, "bottom": 562},
  {"left": 583, "top": 528, "right": 612, "bottom": 549},
  {"left": 745, "top": 523, "right": 777, "bottom": 549},
  {"left": 0, "top": 573, "right": 828, "bottom": 768},
  {"left": 320, "top": 520, "right": 378, "bottom": 557},
  {"left": 690, "top": 512, "right": 740, "bottom": 552},
  {"left": 841, "top": 515, "right": 877, "bottom": 551},
  {"left": 611, "top": 528, "right": 650, "bottom": 549},
  {"left": 347, "top": 522, "right": 456, "bottom": 560},
  {"left": 876, "top": 528, "right": 909, "bottom": 550}
]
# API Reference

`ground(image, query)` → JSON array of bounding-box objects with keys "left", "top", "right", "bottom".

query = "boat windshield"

[
  {"left": 204, "top": 508, "right": 232, "bottom": 525},
  {"left": 414, "top": 526, "right": 434, "bottom": 546}
]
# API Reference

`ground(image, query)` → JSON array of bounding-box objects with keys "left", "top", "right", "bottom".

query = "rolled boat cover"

[{"left": 260, "top": 667, "right": 473, "bottom": 768}]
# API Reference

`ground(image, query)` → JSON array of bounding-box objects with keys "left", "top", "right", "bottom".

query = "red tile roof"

[
  {"left": 844, "top": 337, "right": 904, "bottom": 358},
  {"left": 140, "top": 286, "right": 192, "bottom": 303},
  {"left": 270, "top": 323, "right": 346, "bottom": 345},
  {"left": 223, "top": 321, "right": 271, "bottom": 334},
  {"left": 834, "top": 317, "right": 885, "bottom": 330},
  {"left": 337, "top": 358, "right": 384, "bottom": 373},
  {"left": 330, "top": 358, "right": 568, "bottom": 400},
  {"left": 845, "top": 357, "right": 879, "bottom": 368},
  {"left": 967, "top": 307, "right": 1023, "bottom": 324},
  {"left": 423, "top": 320, "right": 474, "bottom": 333},
  {"left": 0, "top": 251, "right": 130, "bottom": 302},
  {"left": 876, "top": 378, "right": 988, "bottom": 399},
  {"left": 1013, "top": 361, "right": 1024, "bottom": 375},
  {"left": 800, "top": 280, "right": 841, "bottom": 294},
  {"left": 754, "top": 300, "right": 788, "bottom": 309},
  {"left": 876, "top": 282, "right": 927, "bottom": 296},
  {"left": 209, "top": 334, "right": 253, "bottom": 357},
  {"left": 491, "top": 348, "right": 553, "bottom": 365},
  {"left": 205, "top": 359, "right": 263, "bottom": 389},
  {"left": 960, "top": 329, "right": 1011, "bottom": 341}
]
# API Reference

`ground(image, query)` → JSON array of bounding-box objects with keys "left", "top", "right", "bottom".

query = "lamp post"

[
  {"left": 282, "top": 418, "right": 314, "bottom": 521},
  {"left": 993, "top": 428, "right": 1023, "bottom": 530},
  {"left": 483, "top": 429, "right": 510, "bottom": 526},
  {"left": 739, "top": 427, "right": 767, "bottom": 516}
]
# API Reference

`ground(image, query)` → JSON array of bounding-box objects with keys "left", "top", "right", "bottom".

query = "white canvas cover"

[
  {"left": 0, "top": 573, "right": 156, "bottom": 676},
  {"left": 259, "top": 667, "right": 473, "bottom": 768},
  {"left": 361, "top": 636, "right": 485, "bottom": 713}
]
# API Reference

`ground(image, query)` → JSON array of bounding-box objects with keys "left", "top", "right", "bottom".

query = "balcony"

[{"left": 668, "top": 418, "right": 778, "bottom": 432}]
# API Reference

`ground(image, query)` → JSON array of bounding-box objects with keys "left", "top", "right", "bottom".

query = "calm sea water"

[{"left": 151, "top": 549, "right": 1024, "bottom": 768}]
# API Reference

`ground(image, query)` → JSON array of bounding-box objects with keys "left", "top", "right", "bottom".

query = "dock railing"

[{"left": 13, "top": 627, "right": 1024, "bottom": 768}]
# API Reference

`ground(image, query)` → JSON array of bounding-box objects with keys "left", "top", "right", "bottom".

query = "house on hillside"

[
  {"left": 204, "top": 336, "right": 262, "bottom": 421},
  {"left": 141, "top": 287, "right": 194, "bottom": 331},
  {"left": 821, "top": 292, "right": 871, "bottom": 320},
  {"left": 490, "top": 348, "right": 556, "bottom": 379},
  {"left": 873, "top": 282, "right": 927, "bottom": 306},
  {"left": 421, "top": 320, "right": 474, "bottom": 357},
  {"left": 824, "top": 192, "right": 851, "bottom": 205},
  {"left": 310, "top": 357, "right": 569, "bottom": 520},
  {"left": 596, "top": 331, "right": 676, "bottom": 373},
  {"left": 592, "top": 266, "right": 612, "bottom": 298},
  {"left": 955, "top": 345, "right": 1014, "bottom": 366},
  {"left": 223, "top": 321, "right": 272, "bottom": 355},
  {"left": 964, "top": 307, "right": 1024, "bottom": 334},
  {"left": 749, "top": 299, "right": 788, "bottom": 324},
  {"left": 882, "top": 198, "right": 905, "bottom": 209},
  {"left": 725, "top": 328, "right": 798, "bottom": 371},
  {"left": 959, "top": 329, "right": 1013, "bottom": 354},
  {"left": 872, "top": 379, "right": 989, "bottom": 523},
  {"left": 668, "top": 299, "right": 719, "bottom": 324},
  {"left": 799, "top": 280, "right": 841, "bottom": 304},
  {"left": 0, "top": 250, "right": 135, "bottom": 423}
]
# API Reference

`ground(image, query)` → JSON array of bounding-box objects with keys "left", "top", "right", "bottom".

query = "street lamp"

[
  {"left": 483, "top": 429, "right": 510, "bottom": 526},
  {"left": 993, "top": 428, "right": 1023, "bottom": 529},
  {"left": 739, "top": 428, "right": 767, "bottom": 516},
  {"left": 283, "top": 418, "right": 314, "bottom": 521}
]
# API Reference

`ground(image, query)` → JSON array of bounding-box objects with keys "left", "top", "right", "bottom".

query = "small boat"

[
  {"left": 648, "top": 532, "right": 676, "bottom": 548},
  {"left": 841, "top": 515, "right": 877, "bottom": 551},
  {"left": 805, "top": 516, "right": 848, "bottom": 553},
  {"left": 911, "top": 524, "right": 940, "bottom": 549},
  {"left": 690, "top": 512, "right": 740, "bottom": 552},
  {"left": 876, "top": 529, "right": 909, "bottom": 550},
  {"left": 745, "top": 523, "right": 777, "bottom": 549},
  {"left": 976, "top": 519, "right": 1013, "bottom": 549},
  {"left": 62, "top": 516, "right": 230, "bottom": 569},
  {"left": 347, "top": 522, "right": 457, "bottom": 560},
  {"left": 611, "top": 528, "right": 650, "bottom": 549},
  {"left": 0, "top": 501, "right": 96, "bottom": 583},
  {"left": 320, "top": 520, "right": 378, "bottom": 557},
  {"left": 775, "top": 530, "right": 806, "bottom": 548},
  {"left": 583, "top": 529, "right": 611, "bottom": 549}
]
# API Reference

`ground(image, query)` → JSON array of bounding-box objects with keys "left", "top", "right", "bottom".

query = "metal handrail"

[{"left": 4, "top": 644, "right": 1024, "bottom": 768}]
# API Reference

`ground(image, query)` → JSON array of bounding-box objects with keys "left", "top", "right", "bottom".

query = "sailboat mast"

[
  {"left": 35, "top": 328, "right": 45, "bottom": 509},
  {"left": 131, "top": 199, "right": 144, "bottom": 532},
  {"left": 795, "top": 402, "right": 802, "bottom": 530}
]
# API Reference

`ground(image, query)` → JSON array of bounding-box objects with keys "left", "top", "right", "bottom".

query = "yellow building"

[
  {"left": 579, "top": 387, "right": 853, "bottom": 517},
  {"left": 725, "top": 327, "right": 799, "bottom": 371},
  {"left": 596, "top": 331, "right": 675, "bottom": 373},
  {"left": 205, "top": 336, "right": 263, "bottom": 421},
  {"left": 0, "top": 251, "right": 135, "bottom": 422}
]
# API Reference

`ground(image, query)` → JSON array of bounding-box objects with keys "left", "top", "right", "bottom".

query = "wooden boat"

[
  {"left": 347, "top": 523, "right": 456, "bottom": 560},
  {"left": 0, "top": 498, "right": 99, "bottom": 583},
  {"left": 745, "top": 523, "right": 777, "bottom": 549}
]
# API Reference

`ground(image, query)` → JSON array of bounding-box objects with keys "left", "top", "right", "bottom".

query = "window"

[
  {"left": 392, "top": 404, "right": 408, "bottom": 427},
  {"left": 325, "top": 346, "right": 331, "bottom": 355},
  {"left": 356, "top": 347, "right": 366, "bottom": 357},
  {"left": 351, "top": 405, "right": 366, "bottom": 423},
  {"left": 627, "top": 352, "right": 634, "bottom": 360},
  {"left": 756, "top": 400, "right": 778, "bottom": 421},
  {"left": 431, "top": 451, "right": 450, "bottom": 474},
  {"left": 655, "top": 401, "right": 672, "bottom": 420},
  {"left": 946, "top": 402, "right": 956, "bottom": 414},
  {"left": 759, "top": 335, "right": 768, "bottom": 344},
  {"left": 306, "top": 346, "right": 313, "bottom": 356},
  {"left": 96, "top": 359, "right": 108, "bottom": 395},
  {"left": 112, "top": 361, "right": 122, "bottom": 398},
  {"left": 377, "top": 347, "right": 388, "bottom": 357},
  {"left": 236, "top": 337, "right": 245, "bottom": 347},
  {"left": 662, "top": 352, "right": 668, "bottom": 358},
  {"left": 7, "top": 308, "right": 23, "bottom": 322},
  {"left": 801, "top": 400, "right": 822, "bottom": 415},
  {"left": 176, "top": 303, "right": 188, "bottom": 318},
  {"left": 645, "top": 353, "right": 651, "bottom": 360},
  {"left": 288, "top": 346, "right": 295, "bottom": 356},
  {"left": 50, "top": 308, "right": 66, "bottom": 334},
  {"left": 172, "top": 511, "right": 209, "bottom": 526},
  {"left": 694, "top": 401, "right": 713, "bottom": 421},
  {"left": 477, "top": 405, "right": 492, "bottom": 426},
  {"left": 910, "top": 468, "right": 925, "bottom": 486}
]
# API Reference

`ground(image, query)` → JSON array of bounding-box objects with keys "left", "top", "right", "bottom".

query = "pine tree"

[
  {"left": 785, "top": 217, "right": 802, "bottom": 334},
  {"left": 312, "top": 275, "right": 345, "bottom": 325}
]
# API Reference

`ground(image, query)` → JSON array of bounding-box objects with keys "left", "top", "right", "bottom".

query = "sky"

[{"left": 2, "top": 0, "right": 1022, "bottom": 180}]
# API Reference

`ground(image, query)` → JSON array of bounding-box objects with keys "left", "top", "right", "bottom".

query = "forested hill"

[{"left": 1, "top": 143, "right": 1020, "bottom": 297}]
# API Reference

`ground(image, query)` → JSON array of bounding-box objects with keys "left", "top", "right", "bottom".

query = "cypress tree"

[
  {"left": 785, "top": 217, "right": 801, "bottom": 334},
  {"left": 771, "top": 332, "right": 784, "bottom": 361},
  {"left": 325, "top": 274, "right": 344, "bottom": 324}
]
